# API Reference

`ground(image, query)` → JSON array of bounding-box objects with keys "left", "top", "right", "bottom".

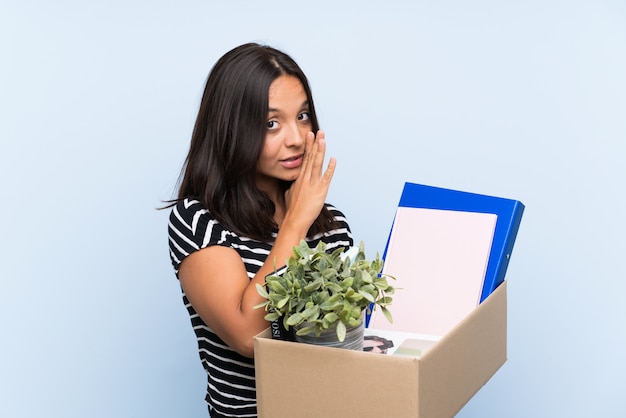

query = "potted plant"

[{"left": 255, "top": 240, "right": 395, "bottom": 350}]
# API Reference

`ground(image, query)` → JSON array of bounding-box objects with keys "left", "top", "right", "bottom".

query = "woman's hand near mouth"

[{"left": 283, "top": 130, "right": 335, "bottom": 234}]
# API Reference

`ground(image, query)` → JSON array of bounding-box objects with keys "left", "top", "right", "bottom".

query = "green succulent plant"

[{"left": 255, "top": 240, "right": 395, "bottom": 342}]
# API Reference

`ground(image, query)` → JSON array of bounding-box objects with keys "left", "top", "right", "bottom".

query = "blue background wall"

[{"left": 1, "top": 1, "right": 625, "bottom": 416}]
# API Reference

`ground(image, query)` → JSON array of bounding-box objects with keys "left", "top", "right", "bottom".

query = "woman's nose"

[{"left": 284, "top": 123, "right": 305, "bottom": 147}]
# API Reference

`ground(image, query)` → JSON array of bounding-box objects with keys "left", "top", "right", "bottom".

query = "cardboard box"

[{"left": 253, "top": 281, "right": 507, "bottom": 418}]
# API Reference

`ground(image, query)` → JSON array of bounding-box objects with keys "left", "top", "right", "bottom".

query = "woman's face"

[{"left": 255, "top": 75, "right": 312, "bottom": 195}]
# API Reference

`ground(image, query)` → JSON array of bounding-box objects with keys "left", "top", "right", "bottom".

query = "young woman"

[{"left": 167, "top": 43, "right": 353, "bottom": 417}]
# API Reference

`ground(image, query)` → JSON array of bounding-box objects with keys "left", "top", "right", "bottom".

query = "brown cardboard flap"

[{"left": 418, "top": 281, "right": 507, "bottom": 417}]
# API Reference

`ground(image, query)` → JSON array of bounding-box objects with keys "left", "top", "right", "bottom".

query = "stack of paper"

[{"left": 368, "top": 182, "right": 524, "bottom": 337}]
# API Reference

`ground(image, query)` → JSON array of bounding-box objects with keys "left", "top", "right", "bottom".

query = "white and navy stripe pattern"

[{"left": 168, "top": 198, "right": 353, "bottom": 417}]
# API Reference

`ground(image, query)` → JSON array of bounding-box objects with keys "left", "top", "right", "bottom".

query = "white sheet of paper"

[{"left": 369, "top": 207, "right": 497, "bottom": 336}]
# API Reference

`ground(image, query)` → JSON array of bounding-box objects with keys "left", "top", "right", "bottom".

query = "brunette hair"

[{"left": 174, "top": 43, "right": 336, "bottom": 241}]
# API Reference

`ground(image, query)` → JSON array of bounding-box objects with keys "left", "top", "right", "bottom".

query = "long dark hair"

[{"left": 173, "top": 43, "right": 336, "bottom": 241}]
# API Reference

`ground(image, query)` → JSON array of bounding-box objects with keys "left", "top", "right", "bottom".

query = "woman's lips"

[{"left": 280, "top": 154, "right": 303, "bottom": 169}]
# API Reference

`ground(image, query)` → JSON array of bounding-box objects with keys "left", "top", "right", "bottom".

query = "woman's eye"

[
  {"left": 267, "top": 120, "right": 278, "bottom": 130},
  {"left": 298, "top": 112, "right": 310, "bottom": 122}
]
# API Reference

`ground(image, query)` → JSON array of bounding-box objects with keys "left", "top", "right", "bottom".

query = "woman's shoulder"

[
  {"left": 325, "top": 203, "right": 349, "bottom": 223},
  {"left": 168, "top": 198, "right": 240, "bottom": 272},
  {"left": 168, "top": 198, "right": 228, "bottom": 245},
  {"left": 170, "top": 197, "right": 212, "bottom": 223},
  {"left": 320, "top": 203, "right": 353, "bottom": 246}
]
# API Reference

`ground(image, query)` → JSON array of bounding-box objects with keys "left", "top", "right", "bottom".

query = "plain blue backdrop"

[{"left": 1, "top": 1, "right": 625, "bottom": 416}]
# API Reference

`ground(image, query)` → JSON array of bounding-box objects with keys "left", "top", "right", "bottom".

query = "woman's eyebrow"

[{"left": 268, "top": 100, "right": 309, "bottom": 114}]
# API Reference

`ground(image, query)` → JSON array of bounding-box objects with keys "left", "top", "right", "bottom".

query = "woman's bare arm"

[{"left": 178, "top": 131, "right": 334, "bottom": 358}]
